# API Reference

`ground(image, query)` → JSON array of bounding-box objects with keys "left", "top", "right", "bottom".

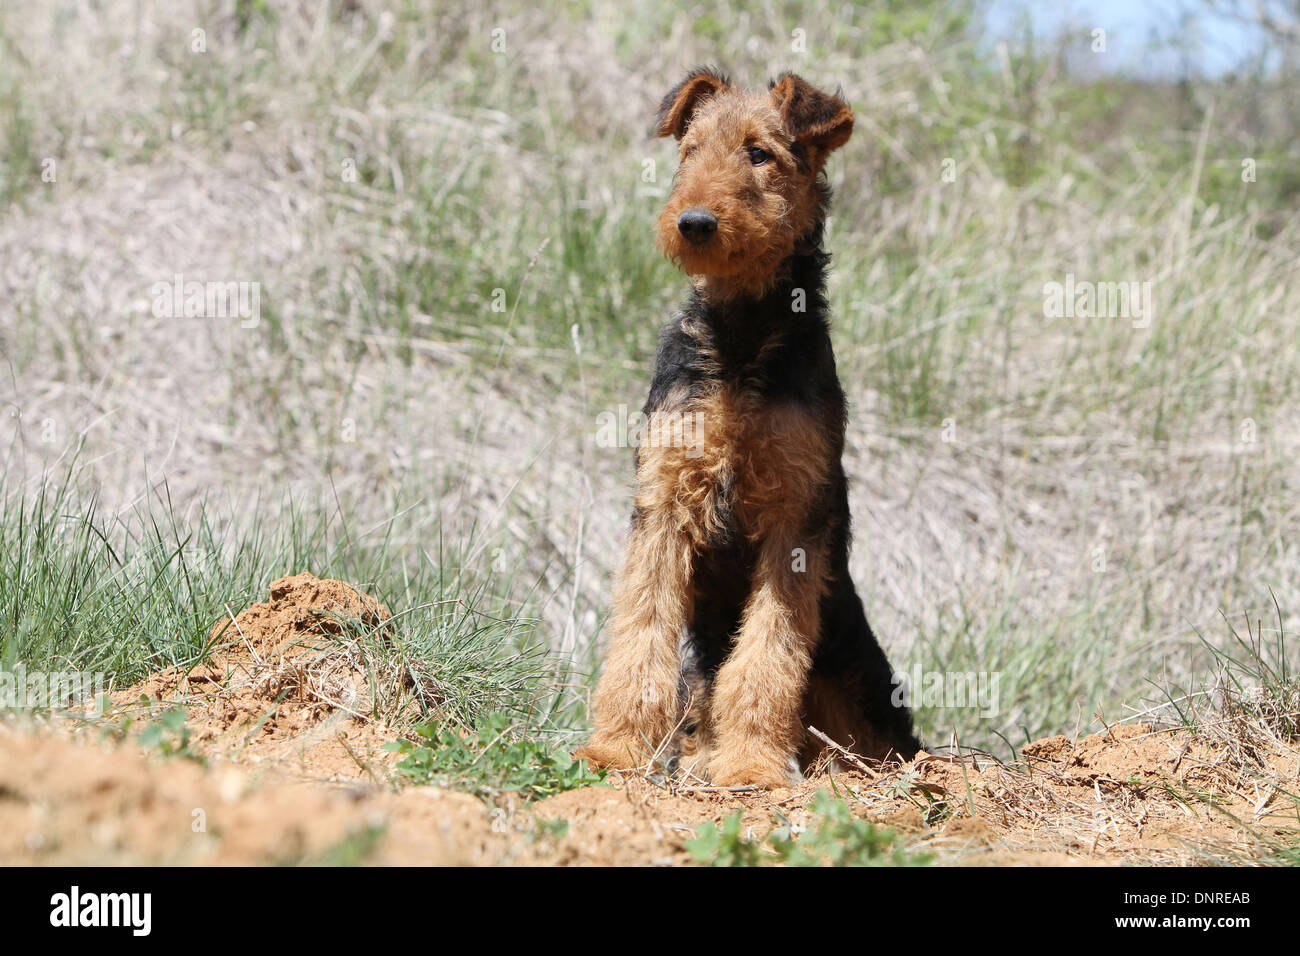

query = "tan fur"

[
  {"left": 708, "top": 533, "right": 831, "bottom": 786},
  {"left": 655, "top": 69, "right": 729, "bottom": 140},
  {"left": 768, "top": 74, "right": 855, "bottom": 159},
  {"left": 581, "top": 382, "right": 836, "bottom": 784},
  {"left": 673, "top": 670, "right": 713, "bottom": 779},
  {"left": 702, "top": 397, "right": 833, "bottom": 786},
  {"left": 654, "top": 78, "right": 851, "bottom": 303},
  {"left": 573, "top": 496, "right": 693, "bottom": 769}
]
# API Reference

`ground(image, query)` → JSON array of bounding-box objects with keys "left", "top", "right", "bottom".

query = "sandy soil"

[
  {"left": 3, "top": 575, "right": 1296, "bottom": 866},
  {"left": 111, "top": 572, "right": 402, "bottom": 783}
]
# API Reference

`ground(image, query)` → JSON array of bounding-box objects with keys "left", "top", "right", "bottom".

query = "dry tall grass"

[{"left": 2, "top": 1, "right": 1297, "bottom": 753}]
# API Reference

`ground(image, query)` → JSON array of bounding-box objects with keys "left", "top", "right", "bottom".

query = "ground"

[{"left": 2, "top": 574, "right": 1294, "bottom": 867}]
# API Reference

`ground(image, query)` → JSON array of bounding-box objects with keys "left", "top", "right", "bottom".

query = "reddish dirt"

[
  {"left": 529, "top": 722, "right": 1299, "bottom": 866},
  {"left": 2, "top": 574, "right": 1295, "bottom": 865},
  {"left": 112, "top": 573, "right": 401, "bottom": 782},
  {"left": 0, "top": 726, "right": 504, "bottom": 865},
  {"left": 6, "top": 717, "right": 1294, "bottom": 866}
]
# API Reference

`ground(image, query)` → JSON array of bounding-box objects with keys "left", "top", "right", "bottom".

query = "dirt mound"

[
  {"left": 115, "top": 573, "right": 400, "bottom": 782},
  {"left": 528, "top": 722, "right": 1300, "bottom": 866},
  {"left": 1020, "top": 722, "right": 1213, "bottom": 786},
  {"left": 897, "top": 723, "right": 1298, "bottom": 864},
  {"left": 212, "top": 572, "right": 391, "bottom": 661}
]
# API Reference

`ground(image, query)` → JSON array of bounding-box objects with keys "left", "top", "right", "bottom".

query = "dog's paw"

[
  {"left": 572, "top": 737, "right": 644, "bottom": 771},
  {"left": 709, "top": 757, "right": 797, "bottom": 789}
]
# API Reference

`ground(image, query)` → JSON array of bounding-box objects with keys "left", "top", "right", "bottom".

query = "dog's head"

[{"left": 654, "top": 67, "right": 853, "bottom": 295}]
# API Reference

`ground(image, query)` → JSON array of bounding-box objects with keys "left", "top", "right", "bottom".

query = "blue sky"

[{"left": 983, "top": 0, "right": 1277, "bottom": 77}]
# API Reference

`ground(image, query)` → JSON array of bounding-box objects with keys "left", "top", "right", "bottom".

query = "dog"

[{"left": 576, "top": 68, "right": 921, "bottom": 788}]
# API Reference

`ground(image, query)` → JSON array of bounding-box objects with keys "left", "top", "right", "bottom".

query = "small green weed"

[
  {"left": 686, "top": 790, "right": 932, "bottom": 867},
  {"left": 137, "top": 707, "right": 205, "bottom": 765},
  {"left": 311, "top": 823, "right": 388, "bottom": 866},
  {"left": 386, "top": 712, "right": 604, "bottom": 803},
  {"left": 684, "top": 812, "right": 769, "bottom": 867}
]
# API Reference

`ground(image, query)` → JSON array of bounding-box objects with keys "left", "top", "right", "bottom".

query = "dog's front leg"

[
  {"left": 576, "top": 487, "right": 695, "bottom": 771},
  {"left": 709, "top": 531, "right": 828, "bottom": 787}
]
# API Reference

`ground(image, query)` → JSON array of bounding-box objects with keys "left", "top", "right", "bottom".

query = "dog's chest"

[{"left": 636, "top": 386, "right": 831, "bottom": 546}]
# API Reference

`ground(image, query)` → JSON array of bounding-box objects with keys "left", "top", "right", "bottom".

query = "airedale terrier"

[{"left": 577, "top": 67, "right": 921, "bottom": 788}]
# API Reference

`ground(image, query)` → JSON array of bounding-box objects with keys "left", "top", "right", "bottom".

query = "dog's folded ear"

[
  {"left": 656, "top": 66, "right": 730, "bottom": 139},
  {"left": 768, "top": 73, "right": 854, "bottom": 160}
]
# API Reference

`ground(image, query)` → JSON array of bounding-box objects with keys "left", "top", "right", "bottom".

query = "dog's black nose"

[{"left": 677, "top": 207, "right": 718, "bottom": 242}]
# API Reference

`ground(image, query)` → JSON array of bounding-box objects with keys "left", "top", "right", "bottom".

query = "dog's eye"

[{"left": 747, "top": 146, "right": 771, "bottom": 166}]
